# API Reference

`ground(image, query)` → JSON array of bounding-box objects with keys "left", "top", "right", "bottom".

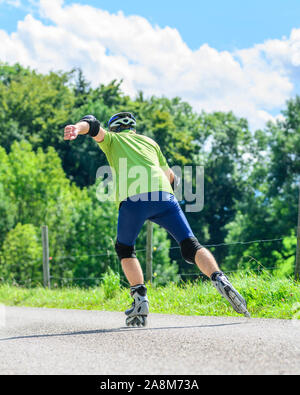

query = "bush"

[
  {"left": 102, "top": 268, "right": 120, "bottom": 299},
  {"left": 0, "top": 223, "right": 42, "bottom": 286},
  {"left": 0, "top": 182, "right": 16, "bottom": 247},
  {"left": 272, "top": 233, "right": 296, "bottom": 278}
]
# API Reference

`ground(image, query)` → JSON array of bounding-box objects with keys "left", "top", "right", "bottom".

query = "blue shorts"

[{"left": 117, "top": 192, "right": 194, "bottom": 246}]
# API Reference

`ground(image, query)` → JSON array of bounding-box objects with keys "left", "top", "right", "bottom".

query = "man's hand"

[
  {"left": 64, "top": 125, "right": 79, "bottom": 141},
  {"left": 64, "top": 120, "right": 105, "bottom": 142}
]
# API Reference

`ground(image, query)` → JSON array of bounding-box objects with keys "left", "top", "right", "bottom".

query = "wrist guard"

[{"left": 79, "top": 115, "right": 101, "bottom": 137}]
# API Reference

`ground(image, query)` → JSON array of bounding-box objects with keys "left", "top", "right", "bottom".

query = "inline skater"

[{"left": 64, "top": 112, "right": 250, "bottom": 326}]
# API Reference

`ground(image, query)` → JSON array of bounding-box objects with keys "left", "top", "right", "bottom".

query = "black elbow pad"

[{"left": 79, "top": 115, "right": 101, "bottom": 137}]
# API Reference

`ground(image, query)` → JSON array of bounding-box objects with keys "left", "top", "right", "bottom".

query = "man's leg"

[
  {"left": 120, "top": 256, "right": 149, "bottom": 327},
  {"left": 151, "top": 193, "right": 250, "bottom": 317},
  {"left": 121, "top": 258, "right": 144, "bottom": 286},
  {"left": 116, "top": 199, "right": 146, "bottom": 286},
  {"left": 115, "top": 244, "right": 149, "bottom": 327},
  {"left": 194, "top": 247, "right": 220, "bottom": 277},
  {"left": 194, "top": 248, "right": 250, "bottom": 317},
  {"left": 115, "top": 198, "right": 150, "bottom": 327}
]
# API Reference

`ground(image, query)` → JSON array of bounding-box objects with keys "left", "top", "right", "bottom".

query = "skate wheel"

[
  {"left": 141, "top": 316, "right": 147, "bottom": 327},
  {"left": 125, "top": 316, "right": 148, "bottom": 327},
  {"left": 126, "top": 316, "right": 134, "bottom": 327},
  {"left": 137, "top": 316, "right": 148, "bottom": 327}
]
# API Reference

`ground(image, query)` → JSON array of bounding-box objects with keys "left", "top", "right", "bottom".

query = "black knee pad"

[
  {"left": 115, "top": 240, "right": 136, "bottom": 260},
  {"left": 180, "top": 237, "right": 203, "bottom": 264}
]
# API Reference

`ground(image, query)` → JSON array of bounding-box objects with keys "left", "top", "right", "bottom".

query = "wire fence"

[
  {"left": 50, "top": 237, "right": 287, "bottom": 261},
  {"left": 0, "top": 235, "right": 293, "bottom": 289},
  {"left": 44, "top": 236, "right": 292, "bottom": 287}
]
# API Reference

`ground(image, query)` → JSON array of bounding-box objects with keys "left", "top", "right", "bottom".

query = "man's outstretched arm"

[{"left": 64, "top": 115, "right": 106, "bottom": 143}]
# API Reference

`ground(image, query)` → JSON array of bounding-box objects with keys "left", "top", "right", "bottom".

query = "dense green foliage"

[{"left": 0, "top": 62, "right": 299, "bottom": 287}]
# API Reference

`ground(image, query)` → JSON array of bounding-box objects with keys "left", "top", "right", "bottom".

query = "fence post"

[
  {"left": 146, "top": 221, "right": 153, "bottom": 284},
  {"left": 42, "top": 225, "right": 51, "bottom": 288},
  {"left": 295, "top": 184, "right": 300, "bottom": 280}
]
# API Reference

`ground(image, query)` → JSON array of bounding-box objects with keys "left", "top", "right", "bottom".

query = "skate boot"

[
  {"left": 211, "top": 272, "right": 251, "bottom": 318},
  {"left": 125, "top": 284, "right": 149, "bottom": 327}
]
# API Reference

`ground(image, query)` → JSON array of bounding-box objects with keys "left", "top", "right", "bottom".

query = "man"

[{"left": 64, "top": 112, "right": 250, "bottom": 326}]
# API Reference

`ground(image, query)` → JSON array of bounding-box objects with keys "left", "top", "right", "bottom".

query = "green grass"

[{"left": 0, "top": 271, "right": 299, "bottom": 319}]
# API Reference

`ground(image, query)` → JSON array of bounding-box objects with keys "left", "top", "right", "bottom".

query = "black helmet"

[{"left": 107, "top": 112, "right": 137, "bottom": 133}]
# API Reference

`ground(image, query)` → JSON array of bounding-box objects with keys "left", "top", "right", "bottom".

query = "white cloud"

[{"left": 0, "top": 0, "right": 299, "bottom": 130}]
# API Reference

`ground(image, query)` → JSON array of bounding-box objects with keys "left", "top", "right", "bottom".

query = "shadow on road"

[{"left": 0, "top": 322, "right": 245, "bottom": 342}]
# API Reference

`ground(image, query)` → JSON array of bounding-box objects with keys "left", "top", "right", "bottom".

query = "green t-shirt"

[{"left": 98, "top": 130, "right": 173, "bottom": 205}]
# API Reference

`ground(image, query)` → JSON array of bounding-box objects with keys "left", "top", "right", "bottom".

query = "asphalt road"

[{"left": 0, "top": 306, "right": 299, "bottom": 375}]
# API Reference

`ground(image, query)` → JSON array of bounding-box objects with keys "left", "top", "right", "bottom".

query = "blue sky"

[
  {"left": 1, "top": 0, "right": 300, "bottom": 50},
  {"left": 75, "top": 0, "right": 300, "bottom": 50},
  {"left": 0, "top": 0, "right": 300, "bottom": 129}
]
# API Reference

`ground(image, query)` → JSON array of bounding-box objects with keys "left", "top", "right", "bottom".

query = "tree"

[
  {"left": 0, "top": 223, "right": 42, "bottom": 286},
  {"left": 223, "top": 97, "right": 300, "bottom": 272},
  {"left": 71, "top": 67, "right": 91, "bottom": 108},
  {"left": 183, "top": 111, "right": 253, "bottom": 265},
  {"left": 0, "top": 146, "right": 16, "bottom": 247},
  {"left": 272, "top": 232, "right": 297, "bottom": 278},
  {"left": 0, "top": 183, "right": 16, "bottom": 247},
  {"left": 1, "top": 63, "right": 299, "bottom": 280},
  {"left": 0, "top": 65, "right": 75, "bottom": 152}
]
